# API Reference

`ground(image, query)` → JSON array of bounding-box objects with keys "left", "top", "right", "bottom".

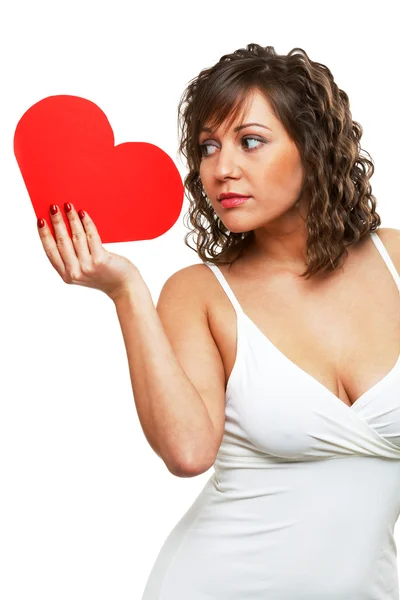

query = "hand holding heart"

[
  {"left": 14, "top": 95, "right": 184, "bottom": 244},
  {"left": 14, "top": 94, "right": 185, "bottom": 300},
  {"left": 38, "top": 202, "right": 140, "bottom": 302}
]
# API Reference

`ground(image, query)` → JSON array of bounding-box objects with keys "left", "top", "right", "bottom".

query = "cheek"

[
  {"left": 261, "top": 144, "right": 304, "bottom": 191},
  {"left": 199, "top": 163, "right": 209, "bottom": 188}
]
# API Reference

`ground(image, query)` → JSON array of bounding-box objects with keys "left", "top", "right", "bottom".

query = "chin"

[{"left": 224, "top": 222, "right": 253, "bottom": 235}]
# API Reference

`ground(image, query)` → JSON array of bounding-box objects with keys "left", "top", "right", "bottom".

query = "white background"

[{"left": 0, "top": 0, "right": 398, "bottom": 598}]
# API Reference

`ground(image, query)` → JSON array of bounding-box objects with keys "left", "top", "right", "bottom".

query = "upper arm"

[{"left": 156, "top": 265, "right": 226, "bottom": 473}]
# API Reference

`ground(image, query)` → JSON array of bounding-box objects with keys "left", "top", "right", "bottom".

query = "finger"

[
  {"left": 63, "top": 202, "right": 92, "bottom": 264},
  {"left": 75, "top": 208, "right": 104, "bottom": 263},
  {"left": 37, "top": 217, "right": 69, "bottom": 280},
  {"left": 48, "top": 204, "right": 81, "bottom": 277}
]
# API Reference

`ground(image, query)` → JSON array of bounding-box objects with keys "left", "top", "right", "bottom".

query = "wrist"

[{"left": 110, "top": 270, "right": 150, "bottom": 305}]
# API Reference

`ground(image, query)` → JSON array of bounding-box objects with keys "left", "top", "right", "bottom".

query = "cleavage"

[{"left": 211, "top": 256, "right": 400, "bottom": 408}]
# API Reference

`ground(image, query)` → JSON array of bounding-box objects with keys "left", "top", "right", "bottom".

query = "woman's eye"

[
  {"left": 243, "top": 137, "right": 263, "bottom": 151},
  {"left": 198, "top": 143, "right": 217, "bottom": 157},
  {"left": 199, "top": 136, "right": 265, "bottom": 157}
]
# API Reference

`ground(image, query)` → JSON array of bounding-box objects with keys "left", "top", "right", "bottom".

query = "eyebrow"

[{"left": 200, "top": 122, "right": 272, "bottom": 134}]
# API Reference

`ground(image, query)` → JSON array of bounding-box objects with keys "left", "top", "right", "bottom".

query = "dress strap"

[
  {"left": 203, "top": 262, "right": 244, "bottom": 317},
  {"left": 370, "top": 231, "right": 400, "bottom": 292}
]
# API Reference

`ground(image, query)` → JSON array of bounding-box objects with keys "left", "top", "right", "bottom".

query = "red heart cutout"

[{"left": 14, "top": 95, "right": 184, "bottom": 244}]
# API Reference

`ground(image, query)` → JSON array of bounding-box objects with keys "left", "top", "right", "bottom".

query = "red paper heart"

[{"left": 14, "top": 95, "right": 184, "bottom": 243}]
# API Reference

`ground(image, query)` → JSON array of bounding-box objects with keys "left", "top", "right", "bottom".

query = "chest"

[{"left": 207, "top": 241, "right": 400, "bottom": 408}]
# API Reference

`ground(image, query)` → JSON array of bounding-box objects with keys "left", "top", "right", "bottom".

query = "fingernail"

[
  {"left": 64, "top": 202, "right": 72, "bottom": 213},
  {"left": 78, "top": 209, "right": 85, "bottom": 219},
  {"left": 37, "top": 218, "right": 45, "bottom": 229},
  {"left": 50, "top": 204, "right": 58, "bottom": 215}
]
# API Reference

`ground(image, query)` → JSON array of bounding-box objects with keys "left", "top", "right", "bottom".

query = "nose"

[{"left": 213, "top": 144, "right": 241, "bottom": 180}]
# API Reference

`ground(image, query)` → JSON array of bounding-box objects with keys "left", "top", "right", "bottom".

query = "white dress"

[{"left": 142, "top": 231, "right": 400, "bottom": 599}]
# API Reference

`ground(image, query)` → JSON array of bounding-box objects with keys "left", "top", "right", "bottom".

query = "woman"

[{"left": 37, "top": 44, "right": 400, "bottom": 598}]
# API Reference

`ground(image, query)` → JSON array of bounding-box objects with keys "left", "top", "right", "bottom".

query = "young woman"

[{"left": 37, "top": 43, "right": 400, "bottom": 599}]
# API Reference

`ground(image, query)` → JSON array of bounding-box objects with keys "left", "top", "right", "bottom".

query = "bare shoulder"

[
  {"left": 157, "top": 263, "right": 214, "bottom": 312},
  {"left": 374, "top": 227, "right": 400, "bottom": 273},
  {"left": 375, "top": 227, "right": 400, "bottom": 243}
]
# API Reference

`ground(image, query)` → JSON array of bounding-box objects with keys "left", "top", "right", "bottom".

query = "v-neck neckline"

[
  {"left": 241, "top": 311, "right": 400, "bottom": 411},
  {"left": 206, "top": 230, "right": 400, "bottom": 412}
]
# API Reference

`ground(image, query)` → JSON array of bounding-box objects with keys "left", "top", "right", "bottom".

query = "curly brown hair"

[{"left": 176, "top": 43, "right": 381, "bottom": 280}]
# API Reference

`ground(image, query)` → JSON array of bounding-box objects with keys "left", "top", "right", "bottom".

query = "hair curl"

[{"left": 176, "top": 43, "right": 381, "bottom": 280}]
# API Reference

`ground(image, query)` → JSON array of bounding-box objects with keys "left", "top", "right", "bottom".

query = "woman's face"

[{"left": 198, "top": 89, "right": 309, "bottom": 236}]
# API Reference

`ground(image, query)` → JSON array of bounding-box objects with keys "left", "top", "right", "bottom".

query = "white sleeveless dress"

[{"left": 142, "top": 231, "right": 400, "bottom": 599}]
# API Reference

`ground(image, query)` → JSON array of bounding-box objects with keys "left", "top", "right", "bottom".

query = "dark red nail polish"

[
  {"left": 64, "top": 203, "right": 72, "bottom": 213},
  {"left": 78, "top": 209, "right": 85, "bottom": 219},
  {"left": 37, "top": 218, "right": 45, "bottom": 229},
  {"left": 50, "top": 204, "right": 58, "bottom": 215}
]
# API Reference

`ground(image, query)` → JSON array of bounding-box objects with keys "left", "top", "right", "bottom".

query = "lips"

[
  {"left": 220, "top": 196, "right": 250, "bottom": 208},
  {"left": 218, "top": 192, "right": 250, "bottom": 201}
]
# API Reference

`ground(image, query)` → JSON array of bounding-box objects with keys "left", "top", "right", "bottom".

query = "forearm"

[{"left": 112, "top": 272, "right": 214, "bottom": 477}]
